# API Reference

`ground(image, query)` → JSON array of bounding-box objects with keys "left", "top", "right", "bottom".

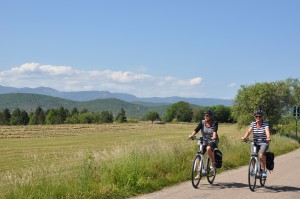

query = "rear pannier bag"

[
  {"left": 266, "top": 152, "right": 275, "bottom": 171},
  {"left": 214, "top": 149, "right": 223, "bottom": 168}
]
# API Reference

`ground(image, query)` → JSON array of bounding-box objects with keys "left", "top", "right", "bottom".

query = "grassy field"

[{"left": 0, "top": 123, "right": 299, "bottom": 198}]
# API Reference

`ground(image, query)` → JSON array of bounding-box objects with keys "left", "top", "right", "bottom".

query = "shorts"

[
  {"left": 256, "top": 143, "right": 269, "bottom": 156},
  {"left": 202, "top": 142, "right": 218, "bottom": 154}
]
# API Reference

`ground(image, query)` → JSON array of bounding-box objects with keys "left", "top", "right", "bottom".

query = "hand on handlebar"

[
  {"left": 241, "top": 137, "right": 249, "bottom": 142},
  {"left": 189, "top": 135, "right": 196, "bottom": 140}
]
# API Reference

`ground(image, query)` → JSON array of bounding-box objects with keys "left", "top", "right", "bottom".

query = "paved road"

[{"left": 132, "top": 148, "right": 300, "bottom": 199}]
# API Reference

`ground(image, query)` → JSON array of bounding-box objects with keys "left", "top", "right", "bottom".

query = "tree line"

[
  {"left": 0, "top": 106, "right": 128, "bottom": 125},
  {"left": 0, "top": 103, "right": 233, "bottom": 125}
]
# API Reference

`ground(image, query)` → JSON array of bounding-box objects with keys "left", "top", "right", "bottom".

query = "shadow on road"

[
  {"left": 194, "top": 182, "right": 300, "bottom": 194},
  {"left": 193, "top": 182, "right": 249, "bottom": 190},
  {"left": 260, "top": 185, "right": 300, "bottom": 193}
]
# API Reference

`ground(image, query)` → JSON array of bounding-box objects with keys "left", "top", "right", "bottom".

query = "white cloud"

[
  {"left": 228, "top": 82, "right": 237, "bottom": 88},
  {"left": 0, "top": 63, "right": 207, "bottom": 98}
]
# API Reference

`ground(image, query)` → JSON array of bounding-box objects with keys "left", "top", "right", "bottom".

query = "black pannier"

[
  {"left": 214, "top": 149, "right": 223, "bottom": 168},
  {"left": 266, "top": 152, "right": 275, "bottom": 171}
]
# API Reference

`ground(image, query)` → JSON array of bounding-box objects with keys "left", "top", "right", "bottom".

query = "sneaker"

[
  {"left": 250, "top": 169, "right": 256, "bottom": 176},
  {"left": 210, "top": 162, "right": 216, "bottom": 170},
  {"left": 261, "top": 171, "right": 267, "bottom": 177},
  {"left": 195, "top": 174, "right": 200, "bottom": 180}
]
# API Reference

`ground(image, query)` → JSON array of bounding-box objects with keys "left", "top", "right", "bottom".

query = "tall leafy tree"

[
  {"left": 232, "top": 81, "right": 292, "bottom": 128},
  {"left": 99, "top": 111, "right": 114, "bottom": 123},
  {"left": 144, "top": 111, "right": 161, "bottom": 123},
  {"left": 164, "top": 101, "right": 193, "bottom": 122}
]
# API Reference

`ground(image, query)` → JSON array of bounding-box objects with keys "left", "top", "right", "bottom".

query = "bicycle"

[
  {"left": 190, "top": 136, "right": 217, "bottom": 188},
  {"left": 242, "top": 138, "right": 269, "bottom": 191}
]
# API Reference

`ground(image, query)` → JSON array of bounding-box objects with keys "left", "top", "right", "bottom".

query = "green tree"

[
  {"left": 71, "top": 107, "right": 79, "bottom": 115},
  {"left": 32, "top": 106, "right": 45, "bottom": 125},
  {"left": 0, "top": 108, "right": 11, "bottom": 125},
  {"left": 80, "top": 108, "right": 89, "bottom": 114},
  {"left": 194, "top": 105, "right": 233, "bottom": 123},
  {"left": 78, "top": 112, "right": 95, "bottom": 124},
  {"left": 45, "top": 109, "right": 60, "bottom": 124},
  {"left": 164, "top": 101, "right": 193, "bottom": 122},
  {"left": 144, "top": 111, "right": 161, "bottom": 123},
  {"left": 11, "top": 108, "right": 29, "bottom": 125},
  {"left": 99, "top": 111, "right": 114, "bottom": 123},
  {"left": 115, "top": 108, "right": 127, "bottom": 123},
  {"left": 232, "top": 81, "right": 292, "bottom": 128}
]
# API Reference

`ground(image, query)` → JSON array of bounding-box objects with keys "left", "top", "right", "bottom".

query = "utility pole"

[{"left": 294, "top": 106, "right": 299, "bottom": 138}]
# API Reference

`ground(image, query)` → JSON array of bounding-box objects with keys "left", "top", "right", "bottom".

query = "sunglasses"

[{"left": 255, "top": 115, "right": 262, "bottom": 118}]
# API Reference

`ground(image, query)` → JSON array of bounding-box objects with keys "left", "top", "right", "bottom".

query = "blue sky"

[{"left": 0, "top": 0, "right": 299, "bottom": 99}]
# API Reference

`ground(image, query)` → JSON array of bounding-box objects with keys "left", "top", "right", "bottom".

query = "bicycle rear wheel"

[
  {"left": 206, "top": 158, "right": 216, "bottom": 184},
  {"left": 248, "top": 157, "right": 257, "bottom": 191},
  {"left": 191, "top": 154, "right": 202, "bottom": 188}
]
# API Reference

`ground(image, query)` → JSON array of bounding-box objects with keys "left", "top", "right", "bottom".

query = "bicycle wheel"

[
  {"left": 206, "top": 157, "right": 216, "bottom": 184},
  {"left": 248, "top": 157, "right": 257, "bottom": 191},
  {"left": 191, "top": 154, "right": 202, "bottom": 188},
  {"left": 260, "top": 170, "right": 266, "bottom": 187}
]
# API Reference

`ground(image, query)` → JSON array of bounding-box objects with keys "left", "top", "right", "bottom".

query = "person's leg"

[
  {"left": 207, "top": 142, "right": 217, "bottom": 167},
  {"left": 259, "top": 143, "right": 269, "bottom": 170}
]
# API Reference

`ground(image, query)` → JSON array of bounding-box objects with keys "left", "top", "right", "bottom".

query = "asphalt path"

[{"left": 131, "top": 148, "right": 300, "bottom": 199}]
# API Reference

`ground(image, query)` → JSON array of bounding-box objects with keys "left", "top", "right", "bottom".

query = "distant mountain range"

[
  {"left": 0, "top": 85, "right": 233, "bottom": 106},
  {"left": 0, "top": 93, "right": 171, "bottom": 117}
]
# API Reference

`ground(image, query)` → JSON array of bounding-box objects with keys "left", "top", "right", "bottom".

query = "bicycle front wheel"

[
  {"left": 191, "top": 154, "right": 202, "bottom": 188},
  {"left": 206, "top": 158, "right": 216, "bottom": 184},
  {"left": 248, "top": 157, "right": 257, "bottom": 191},
  {"left": 260, "top": 170, "right": 266, "bottom": 186}
]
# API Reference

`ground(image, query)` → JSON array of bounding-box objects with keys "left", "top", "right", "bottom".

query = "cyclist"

[
  {"left": 242, "top": 110, "right": 271, "bottom": 177},
  {"left": 189, "top": 109, "right": 219, "bottom": 169}
]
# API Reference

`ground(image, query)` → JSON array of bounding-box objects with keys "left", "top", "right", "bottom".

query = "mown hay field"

[{"left": 0, "top": 123, "right": 299, "bottom": 198}]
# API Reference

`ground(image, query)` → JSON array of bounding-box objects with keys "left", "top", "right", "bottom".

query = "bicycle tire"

[
  {"left": 248, "top": 157, "right": 257, "bottom": 191},
  {"left": 206, "top": 157, "right": 216, "bottom": 184},
  {"left": 260, "top": 171, "right": 266, "bottom": 186},
  {"left": 191, "top": 154, "right": 202, "bottom": 188}
]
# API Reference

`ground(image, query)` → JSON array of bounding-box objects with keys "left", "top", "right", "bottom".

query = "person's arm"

[
  {"left": 212, "top": 121, "right": 218, "bottom": 140},
  {"left": 212, "top": 131, "right": 217, "bottom": 140},
  {"left": 265, "top": 126, "right": 271, "bottom": 143},
  {"left": 189, "top": 122, "right": 202, "bottom": 138},
  {"left": 242, "top": 127, "right": 252, "bottom": 140}
]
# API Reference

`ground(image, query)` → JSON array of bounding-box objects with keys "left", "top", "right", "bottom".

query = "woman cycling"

[
  {"left": 189, "top": 109, "right": 219, "bottom": 169},
  {"left": 242, "top": 110, "right": 271, "bottom": 177}
]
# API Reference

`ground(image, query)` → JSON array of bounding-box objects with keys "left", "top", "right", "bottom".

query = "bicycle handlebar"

[{"left": 242, "top": 137, "right": 271, "bottom": 143}]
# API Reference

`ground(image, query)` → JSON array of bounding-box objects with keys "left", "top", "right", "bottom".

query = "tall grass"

[
  {"left": 3, "top": 140, "right": 193, "bottom": 198},
  {"left": 1, "top": 123, "right": 299, "bottom": 198}
]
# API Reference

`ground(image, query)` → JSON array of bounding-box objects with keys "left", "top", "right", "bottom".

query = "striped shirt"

[{"left": 250, "top": 120, "right": 269, "bottom": 145}]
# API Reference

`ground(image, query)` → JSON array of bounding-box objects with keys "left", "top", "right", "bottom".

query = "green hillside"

[{"left": 0, "top": 93, "right": 170, "bottom": 117}]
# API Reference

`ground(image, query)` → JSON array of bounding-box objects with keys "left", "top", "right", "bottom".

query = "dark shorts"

[{"left": 202, "top": 142, "right": 217, "bottom": 154}]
